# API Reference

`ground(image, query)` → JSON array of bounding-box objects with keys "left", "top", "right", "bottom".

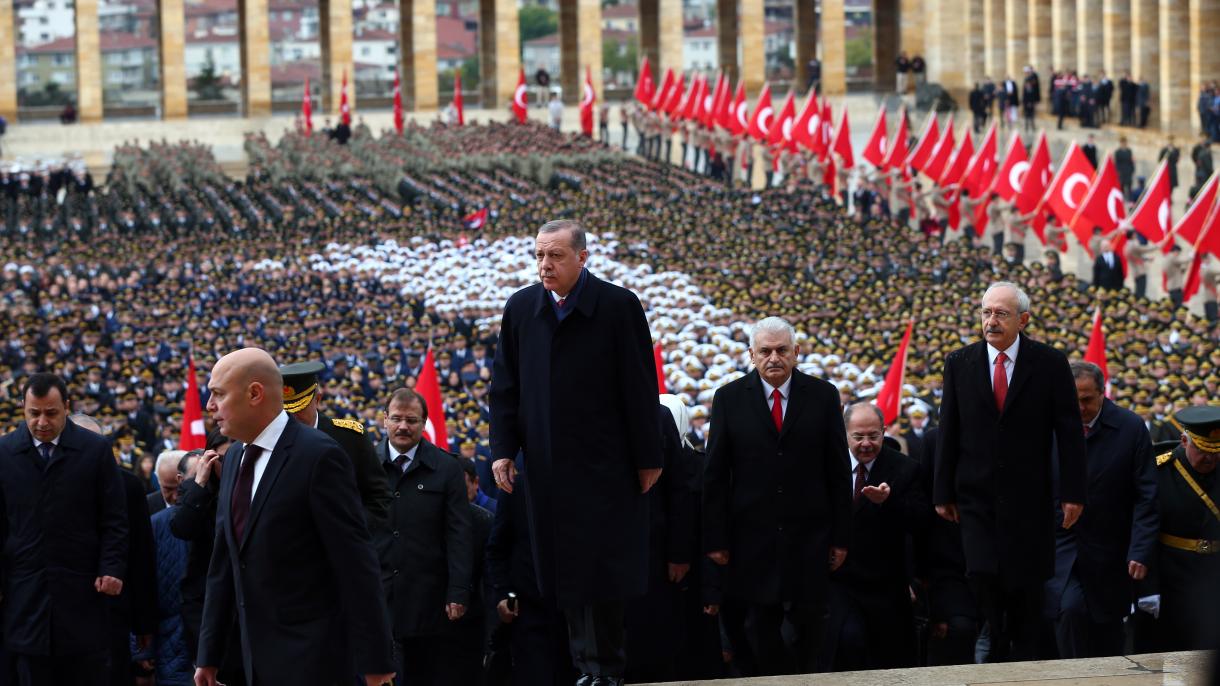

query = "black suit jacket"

[
  {"left": 1093, "top": 253, "right": 1125, "bottom": 290},
  {"left": 375, "top": 438, "right": 473, "bottom": 639},
  {"left": 197, "top": 417, "right": 394, "bottom": 683},
  {"left": 147, "top": 490, "right": 168, "bottom": 516},
  {"left": 317, "top": 413, "right": 391, "bottom": 530},
  {"left": 1046, "top": 399, "right": 1158, "bottom": 622},
  {"left": 703, "top": 369, "right": 852, "bottom": 605},
  {"left": 0, "top": 421, "right": 128, "bottom": 655},
  {"left": 935, "top": 335, "right": 1087, "bottom": 586}
]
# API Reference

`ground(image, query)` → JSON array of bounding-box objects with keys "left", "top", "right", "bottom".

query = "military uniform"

[{"left": 1148, "top": 407, "right": 1220, "bottom": 650}]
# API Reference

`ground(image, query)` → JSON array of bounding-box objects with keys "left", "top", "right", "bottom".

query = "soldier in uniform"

[
  {"left": 280, "top": 360, "right": 391, "bottom": 531},
  {"left": 1147, "top": 406, "right": 1220, "bottom": 651}
]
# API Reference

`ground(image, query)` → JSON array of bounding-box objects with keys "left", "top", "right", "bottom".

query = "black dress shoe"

[
  {"left": 575, "top": 675, "right": 597, "bottom": 686},
  {"left": 591, "top": 678, "right": 624, "bottom": 686}
]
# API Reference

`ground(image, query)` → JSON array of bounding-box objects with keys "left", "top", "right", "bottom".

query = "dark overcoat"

[
  {"left": 934, "top": 334, "right": 1087, "bottom": 587},
  {"left": 489, "top": 271, "right": 661, "bottom": 608}
]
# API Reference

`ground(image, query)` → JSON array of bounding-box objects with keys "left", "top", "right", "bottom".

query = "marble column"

[
  {"left": 74, "top": 0, "right": 102, "bottom": 121},
  {"left": 1158, "top": 0, "right": 1190, "bottom": 131},
  {"left": 1076, "top": 0, "right": 1102, "bottom": 77},
  {"left": 740, "top": 0, "right": 764, "bottom": 94},
  {"left": 1029, "top": 0, "right": 1053, "bottom": 73},
  {"left": 926, "top": 0, "right": 969, "bottom": 97},
  {"left": 238, "top": 0, "right": 272, "bottom": 117},
  {"left": 559, "top": 0, "right": 601, "bottom": 104},
  {"left": 638, "top": 0, "right": 659, "bottom": 73},
  {"left": 1130, "top": 0, "right": 1157, "bottom": 125},
  {"left": 963, "top": 0, "right": 985, "bottom": 86},
  {"left": 158, "top": 0, "right": 187, "bottom": 118},
  {"left": 716, "top": 0, "right": 738, "bottom": 85},
  {"left": 821, "top": 0, "right": 846, "bottom": 95},
  {"left": 1189, "top": 0, "right": 1220, "bottom": 134},
  {"left": 874, "top": 0, "right": 899, "bottom": 91},
  {"left": 1005, "top": 0, "right": 1029, "bottom": 77},
  {"left": 982, "top": 0, "right": 1005, "bottom": 79},
  {"left": 320, "top": 0, "right": 353, "bottom": 116},
  {"left": 659, "top": 0, "right": 682, "bottom": 77},
  {"left": 0, "top": 0, "right": 18, "bottom": 121},
  {"left": 400, "top": 0, "right": 437, "bottom": 110},
  {"left": 1051, "top": 0, "right": 1076, "bottom": 72},
  {"left": 793, "top": 0, "right": 817, "bottom": 91},
  {"left": 900, "top": 0, "right": 924, "bottom": 57},
  {"left": 1102, "top": 0, "right": 1130, "bottom": 78},
  {"left": 479, "top": 0, "right": 519, "bottom": 111}
]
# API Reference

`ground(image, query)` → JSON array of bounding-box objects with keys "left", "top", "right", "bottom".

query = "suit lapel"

[
  {"left": 778, "top": 372, "right": 805, "bottom": 441},
  {"left": 970, "top": 343, "right": 999, "bottom": 417},
  {"left": 745, "top": 371, "right": 779, "bottom": 438},
  {"left": 1002, "top": 336, "right": 1036, "bottom": 415},
  {"left": 239, "top": 420, "right": 297, "bottom": 553}
]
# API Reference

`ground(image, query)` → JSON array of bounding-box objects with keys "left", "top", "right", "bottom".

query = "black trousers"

[
  {"left": 564, "top": 601, "right": 626, "bottom": 677},
  {"left": 397, "top": 635, "right": 454, "bottom": 686},
  {"left": 1053, "top": 571, "right": 1125, "bottom": 659},
  {"left": 820, "top": 582, "right": 916, "bottom": 671},
  {"left": 13, "top": 652, "right": 107, "bottom": 686},
  {"left": 1171, "top": 288, "right": 1184, "bottom": 308},
  {"left": 731, "top": 601, "right": 823, "bottom": 676},
  {"left": 925, "top": 615, "right": 978, "bottom": 666},
  {"left": 969, "top": 574, "right": 1043, "bottom": 662},
  {"left": 1134, "top": 274, "right": 1148, "bottom": 299}
]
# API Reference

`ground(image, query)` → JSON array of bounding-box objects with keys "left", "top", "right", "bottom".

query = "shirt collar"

[
  {"left": 32, "top": 435, "right": 60, "bottom": 449},
  {"left": 761, "top": 374, "right": 793, "bottom": 401},
  {"left": 550, "top": 268, "right": 589, "bottom": 305},
  {"left": 249, "top": 410, "right": 290, "bottom": 455},
  {"left": 388, "top": 442, "right": 420, "bottom": 464},
  {"left": 986, "top": 336, "right": 1020, "bottom": 366},
  {"left": 849, "top": 452, "right": 874, "bottom": 474}
]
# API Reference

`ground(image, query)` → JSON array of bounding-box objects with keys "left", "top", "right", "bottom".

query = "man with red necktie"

[
  {"left": 934, "top": 282, "right": 1087, "bottom": 662},
  {"left": 703, "top": 316, "right": 852, "bottom": 676}
]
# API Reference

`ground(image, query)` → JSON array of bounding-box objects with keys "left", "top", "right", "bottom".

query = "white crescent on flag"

[
  {"left": 736, "top": 104, "right": 749, "bottom": 129},
  {"left": 758, "top": 106, "right": 773, "bottom": 135},
  {"left": 423, "top": 417, "right": 438, "bottom": 445},
  {"left": 782, "top": 118, "right": 794, "bottom": 142},
  {"left": 1009, "top": 161, "right": 1030, "bottom": 193},
  {"left": 1107, "top": 188, "right": 1125, "bottom": 223},
  {"left": 879, "top": 136, "right": 887, "bottom": 156},
  {"left": 1062, "top": 173, "right": 1089, "bottom": 209},
  {"left": 514, "top": 84, "right": 527, "bottom": 108},
  {"left": 1157, "top": 199, "right": 1169, "bottom": 233},
  {"left": 581, "top": 82, "right": 594, "bottom": 108},
  {"left": 809, "top": 113, "right": 821, "bottom": 138}
]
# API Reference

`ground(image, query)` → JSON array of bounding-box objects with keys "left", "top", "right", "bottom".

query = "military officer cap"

[
  {"left": 1173, "top": 406, "right": 1220, "bottom": 452},
  {"left": 280, "top": 361, "right": 326, "bottom": 414}
]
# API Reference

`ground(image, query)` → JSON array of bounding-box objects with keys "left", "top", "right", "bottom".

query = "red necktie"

[
  {"left": 993, "top": 352, "right": 1009, "bottom": 411},
  {"left": 770, "top": 389, "right": 783, "bottom": 432},
  {"left": 853, "top": 463, "right": 867, "bottom": 501},
  {"left": 556, "top": 297, "right": 566, "bottom": 308},
  {"left": 231, "top": 444, "right": 263, "bottom": 543}
]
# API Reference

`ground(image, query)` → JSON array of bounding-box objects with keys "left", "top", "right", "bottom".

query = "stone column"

[
  {"left": 659, "top": 0, "right": 682, "bottom": 76},
  {"left": 400, "top": 0, "right": 437, "bottom": 110},
  {"left": 1051, "top": 0, "right": 1075, "bottom": 72},
  {"left": 559, "top": 0, "right": 601, "bottom": 104},
  {"left": 1189, "top": 0, "right": 1220, "bottom": 134},
  {"left": 0, "top": 0, "right": 18, "bottom": 121},
  {"left": 320, "top": 0, "right": 353, "bottom": 116},
  {"left": 639, "top": 0, "right": 659, "bottom": 72},
  {"left": 75, "top": 0, "right": 102, "bottom": 121},
  {"left": 1006, "top": 0, "right": 1029, "bottom": 78},
  {"left": 1131, "top": 0, "right": 1157, "bottom": 125},
  {"left": 1076, "top": 0, "right": 1102, "bottom": 76},
  {"left": 159, "top": 0, "right": 187, "bottom": 118},
  {"left": 874, "top": 0, "right": 899, "bottom": 91},
  {"left": 821, "top": 0, "right": 846, "bottom": 95},
  {"left": 926, "top": 0, "right": 969, "bottom": 97},
  {"left": 1102, "top": 0, "right": 1129, "bottom": 78},
  {"left": 1158, "top": 0, "right": 1189, "bottom": 131},
  {"left": 740, "top": 0, "right": 764, "bottom": 94},
  {"left": 479, "top": 0, "right": 519, "bottom": 110},
  {"left": 963, "top": 0, "right": 985, "bottom": 86},
  {"left": 717, "top": 0, "right": 738, "bottom": 85},
  {"left": 239, "top": 0, "right": 272, "bottom": 117},
  {"left": 793, "top": 0, "right": 817, "bottom": 91},
  {"left": 900, "top": 0, "right": 924, "bottom": 57},
  {"left": 982, "top": 0, "right": 1005, "bottom": 79},
  {"left": 1029, "top": 0, "right": 1053, "bottom": 73}
]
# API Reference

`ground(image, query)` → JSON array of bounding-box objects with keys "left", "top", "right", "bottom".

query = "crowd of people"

[{"left": 0, "top": 119, "right": 1217, "bottom": 684}]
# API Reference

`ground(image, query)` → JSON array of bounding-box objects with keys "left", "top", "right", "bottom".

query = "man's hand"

[
  {"left": 935, "top": 504, "right": 959, "bottom": 523},
  {"left": 707, "top": 550, "right": 730, "bottom": 566},
  {"left": 703, "top": 604, "right": 720, "bottom": 617},
  {"left": 492, "top": 459, "right": 517, "bottom": 494},
  {"left": 1128, "top": 560, "right": 1148, "bottom": 580},
  {"left": 860, "top": 483, "right": 891, "bottom": 505},
  {"left": 446, "top": 603, "right": 466, "bottom": 621},
  {"left": 1061, "top": 502, "right": 1084, "bottom": 529},
  {"left": 194, "top": 666, "right": 220, "bottom": 686},
  {"left": 196, "top": 450, "right": 222, "bottom": 487},
  {"left": 638, "top": 468, "right": 662, "bottom": 494},
  {"left": 496, "top": 599, "right": 519, "bottom": 624},
  {"left": 667, "top": 562, "right": 690, "bottom": 584},
  {"left": 364, "top": 674, "right": 396, "bottom": 686},
  {"left": 95, "top": 575, "right": 123, "bottom": 596},
  {"left": 829, "top": 546, "right": 847, "bottom": 571}
]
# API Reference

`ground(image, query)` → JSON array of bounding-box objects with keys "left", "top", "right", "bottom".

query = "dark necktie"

[
  {"left": 993, "top": 352, "right": 1009, "bottom": 411},
  {"left": 1083, "top": 423, "right": 1092, "bottom": 438},
  {"left": 37, "top": 442, "right": 53, "bottom": 465},
  {"left": 854, "top": 463, "right": 868, "bottom": 501},
  {"left": 770, "top": 389, "right": 783, "bottom": 432},
  {"left": 556, "top": 297, "right": 566, "bottom": 308},
  {"left": 231, "top": 444, "right": 263, "bottom": 543},
  {"left": 394, "top": 452, "right": 411, "bottom": 473}
]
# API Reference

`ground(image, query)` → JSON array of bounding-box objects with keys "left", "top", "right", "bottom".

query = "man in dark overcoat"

[
  {"left": 489, "top": 219, "right": 662, "bottom": 686},
  {"left": 934, "top": 281, "right": 1087, "bottom": 661}
]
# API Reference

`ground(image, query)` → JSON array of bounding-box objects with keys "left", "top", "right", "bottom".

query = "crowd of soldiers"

[{"left": 0, "top": 120, "right": 1218, "bottom": 682}]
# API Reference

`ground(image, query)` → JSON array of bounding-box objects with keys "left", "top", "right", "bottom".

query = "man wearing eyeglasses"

[{"left": 934, "top": 281, "right": 1087, "bottom": 662}]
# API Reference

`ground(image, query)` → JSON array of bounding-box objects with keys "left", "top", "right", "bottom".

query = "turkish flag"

[
  {"left": 1042, "top": 141, "right": 1095, "bottom": 235},
  {"left": 708, "top": 72, "right": 728, "bottom": 128},
  {"left": 921, "top": 115, "right": 955, "bottom": 182},
  {"left": 962, "top": 122, "right": 998, "bottom": 198},
  {"left": 769, "top": 91, "right": 795, "bottom": 147},
  {"left": 179, "top": 356, "right": 206, "bottom": 451},
  {"left": 1083, "top": 305, "right": 1110, "bottom": 394},
  {"left": 832, "top": 107, "right": 854, "bottom": 169},
  {"left": 747, "top": 83, "right": 774, "bottom": 142},
  {"left": 463, "top": 207, "right": 489, "bottom": 229},
  {"left": 453, "top": 70, "right": 465, "bottom": 126},
  {"left": 579, "top": 66, "right": 595, "bottom": 137},
  {"left": 700, "top": 73, "right": 719, "bottom": 127},
  {"left": 905, "top": 113, "right": 940, "bottom": 173},
  {"left": 882, "top": 107, "right": 910, "bottom": 171},
  {"left": 512, "top": 68, "right": 528, "bottom": 123},
  {"left": 339, "top": 70, "right": 351, "bottom": 125},
  {"left": 301, "top": 77, "right": 313, "bottom": 137},
  {"left": 874, "top": 318, "right": 914, "bottom": 426},
  {"left": 861, "top": 105, "right": 888, "bottom": 169},
  {"left": 664, "top": 75, "right": 685, "bottom": 116},
  {"left": 1016, "top": 132, "right": 1053, "bottom": 242},
  {"left": 682, "top": 75, "right": 705, "bottom": 122},
  {"left": 818, "top": 100, "right": 833, "bottom": 162},
  {"left": 792, "top": 91, "right": 818, "bottom": 150},
  {"left": 939, "top": 128, "right": 973, "bottom": 187},
  {"left": 416, "top": 349, "right": 450, "bottom": 451},
  {"left": 1070, "top": 153, "right": 1127, "bottom": 250},
  {"left": 989, "top": 131, "right": 1028, "bottom": 201},
  {"left": 392, "top": 71, "right": 403, "bottom": 135},
  {"left": 1128, "top": 159, "right": 1173, "bottom": 245},
  {"left": 1170, "top": 171, "right": 1219, "bottom": 247},
  {"left": 653, "top": 343, "right": 668, "bottom": 394},
  {"left": 651, "top": 68, "right": 675, "bottom": 112},
  {"left": 1198, "top": 201, "right": 1220, "bottom": 258},
  {"left": 634, "top": 56, "right": 655, "bottom": 106},
  {"left": 725, "top": 80, "right": 746, "bottom": 134},
  {"left": 823, "top": 153, "right": 837, "bottom": 193}
]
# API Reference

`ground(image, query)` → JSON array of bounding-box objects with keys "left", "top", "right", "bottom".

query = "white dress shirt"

[
  {"left": 849, "top": 452, "right": 875, "bottom": 498},
  {"left": 243, "top": 410, "right": 290, "bottom": 502},
  {"left": 762, "top": 375, "right": 793, "bottom": 420},
  {"left": 986, "top": 336, "right": 1020, "bottom": 390},
  {"left": 390, "top": 442, "right": 421, "bottom": 474}
]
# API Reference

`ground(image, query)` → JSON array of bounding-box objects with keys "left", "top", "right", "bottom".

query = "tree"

[
  {"left": 602, "top": 34, "right": 637, "bottom": 82},
  {"left": 519, "top": 5, "right": 557, "bottom": 46},
  {"left": 192, "top": 50, "right": 224, "bottom": 100}
]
